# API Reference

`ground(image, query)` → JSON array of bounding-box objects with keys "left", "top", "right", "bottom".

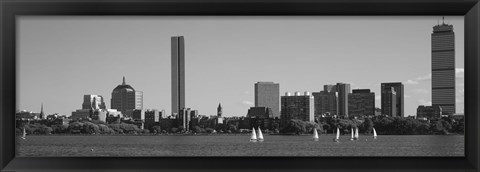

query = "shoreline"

[{"left": 16, "top": 133, "right": 464, "bottom": 136}]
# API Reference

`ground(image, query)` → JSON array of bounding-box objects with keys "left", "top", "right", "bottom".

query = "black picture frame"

[{"left": 1, "top": 0, "right": 479, "bottom": 171}]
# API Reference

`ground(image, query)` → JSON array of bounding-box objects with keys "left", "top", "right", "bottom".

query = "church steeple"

[
  {"left": 40, "top": 103, "right": 44, "bottom": 119},
  {"left": 122, "top": 76, "right": 126, "bottom": 85},
  {"left": 217, "top": 103, "right": 222, "bottom": 117}
]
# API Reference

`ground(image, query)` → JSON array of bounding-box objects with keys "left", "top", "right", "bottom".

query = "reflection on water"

[{"left": 17, "top": 135, "right": 464, "bottom": 157}]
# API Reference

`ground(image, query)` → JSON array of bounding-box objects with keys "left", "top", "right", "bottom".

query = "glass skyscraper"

[{"left": 171, "top": 36, "right": 185, "bottom": 116}]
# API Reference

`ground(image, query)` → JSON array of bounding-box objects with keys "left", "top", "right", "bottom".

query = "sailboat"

[
  {"left": 21, "top": 128, "right": 26, "bottom": 140},
  {"left": 333, "top": 127, "right": 340, "bottom": 142},
  {"left": 350, "top": 128, "right": 354, "bottom": 141},
  {"left": 373, "top": 128, "right": 377, "bottom": 139},
  {"left": 257, "top": 127, "right": 264, "bottom": 142},
  {"left": 354, "top": 127, "right": 359, "bottom": 140},
  {"left": 250, "top": 127, "right": 257, "bottom": 142},
  {"left": 313, "top": 129, "right": 319, "bottom": 141}
]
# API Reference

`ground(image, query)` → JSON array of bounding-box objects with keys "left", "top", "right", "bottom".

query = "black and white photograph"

[{"left": 15, "top": 16, "right": 464, "bottom": 157}]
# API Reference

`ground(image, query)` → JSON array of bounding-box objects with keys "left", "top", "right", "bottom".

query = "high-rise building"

[
  {"left": 82, "top": 95, "right": 106, "bottom": 110},
  {"left": 111, "top": 77, "right": 143, "bottom": 114},
  {"left": 432, "top": 19, "right": 455, "bottom": 115},
  {"left": 381, "top": 82, "right": 404, "bottom": 117},
  {"left": 312, "top": 86, "right": 337, "bottom": 116},
  {"left": 336, "top": 83, "right": 351, "bottom": 118},
  {"left": 348, "top": 89, "right": 375, "bottom": 117},
  {"left": 254, "top": 82, "right": 280, "bottom": 119},
  {"left": 178, "top": 108, "right": 193, "bottom": 131},
  {"left": 171, "top": 36, "right": 186, "bottom": 116},
  {"left": 280, "top": 92, "right": 314, "bottom": 126}
]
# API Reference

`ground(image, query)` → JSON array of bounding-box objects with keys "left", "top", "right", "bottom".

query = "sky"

[{"left": 17, "top": 16, "right": 464, "bottom": 117}]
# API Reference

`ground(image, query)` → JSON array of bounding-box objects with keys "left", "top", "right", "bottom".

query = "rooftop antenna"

[{"left": 122, "top": 76, "right": 126, "bottom": 85}]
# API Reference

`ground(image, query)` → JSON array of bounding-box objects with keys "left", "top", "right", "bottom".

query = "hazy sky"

[{"left": 17, "top": 16, "right": 464, "bottom": 117}]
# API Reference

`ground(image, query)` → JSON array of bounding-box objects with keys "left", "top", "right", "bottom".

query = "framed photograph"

[{"left": 1, "top": 0, "right": 479, "bottom": 171}]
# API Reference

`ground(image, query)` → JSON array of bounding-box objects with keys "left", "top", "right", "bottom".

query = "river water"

[{"left": 16, "top": 135, "right": 464, "bottom": 157}]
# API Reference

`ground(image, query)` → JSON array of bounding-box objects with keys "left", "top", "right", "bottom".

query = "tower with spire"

[
  {"left": 217, "top": 103, "right": 222, "bottom": 117},
  {"left": 39, "top": 103, "right": 44, "bottom": 119},
  {"left": 111, "top": 76, "right": 143, "bottom": 115}
]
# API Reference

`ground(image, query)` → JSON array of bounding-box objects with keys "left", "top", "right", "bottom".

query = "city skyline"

[{"left": 17, "top": 16, "right": 464, "bottom": 117}]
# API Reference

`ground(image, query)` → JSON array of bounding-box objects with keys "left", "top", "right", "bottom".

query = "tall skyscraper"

[
  {"left": 111, "top": 77, "right": 143, "bottom": 114},
  {"left": 254, "top": 82, "right": 280, "bottom": 119},
  {"left": 348, "top": 89, "right": 375, "bottom": 117},
  {"left": 280, "top": 91, "right": 314, "bottom": 126},
  {"left": 171, "top": 36, "right": 185, "bottom": 116},
  {"left": 381, "top": 82, "right": 403, "bottom": 117},
  {"left": 336, "top": 83, "right": 351, "bottom": 118},
  {"left": 432, "top": 18, "right": 455, "bottom": 115}
]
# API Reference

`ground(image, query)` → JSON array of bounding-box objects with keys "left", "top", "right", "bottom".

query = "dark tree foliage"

[
  {"left": 151, "top": 125, "right": 162, "bottom": 134},
  {"left": 280, "top": 119, "right": 307, "bottom": 134}
]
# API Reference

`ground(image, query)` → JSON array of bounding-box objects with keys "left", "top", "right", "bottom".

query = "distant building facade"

[
  {"left": 254, "top": 82, "right": 280, "bottom": 119},
  {"left": 178, "top": 108, "right": 194, "bottom": 131},
  {"left": 82, "top": 95, "right": 106, "bottom": 110},
  {"left": 111, "top": 77, "right": 143, "bottom": 115},
  {"left": 417, "top": 105, "right": 443, "bottom": 120},
  {"left": 336, "top": 83, "right": 351, "bottom": 118},
  {"left": 72, "top": 94, "right": 109, "bottom": 121},
  {"left": 246, "top": 107, "right": 273, "bottom": 129},
  {"left": 381, "top": 82, "right": 404, "bottom": 117},
  {"left": 247, "top": 107, "right": 273, "bottom": 119},
  {"left": 171, "top": 36, "right": 186, "bottom": 116},
  {"left": 432, "top": 20, "right": 456, "bottom": 115},
  {"left": 312, "top": 86, "right": 337, "bottom": 117},
  {"left": 280, "top": 92, "right": 314, "bottom": 126},
  {"left": 144, "top": 109, "right": 163, "bottom": 130},
  {"left": 348, "top": 89, "right": 375, "bottom": 117}
]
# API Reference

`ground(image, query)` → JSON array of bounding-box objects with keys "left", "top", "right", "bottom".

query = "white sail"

[
  {"left": 21, "top": 128, "right": 26, "bottom": 140},
  {"left": 313, "top": 129, "right": 319, "bottom": 141},
  {"left": 350, "top": 128, "right": 354, "bottom": 140},
  {"left": 373, "top": 128, "right": 377, "bottom": 139},
  {"left": 335, "top": 127, "right": 340, "bottom": 140},
  {"left": 250, "top": 127, "right": 257, "bottom": 142},
  {"left": 354, "top": 128, "right": 359, "bottom": 139},
  {"left": 257, "top": 127, "right": 264, "bottom": 142}
]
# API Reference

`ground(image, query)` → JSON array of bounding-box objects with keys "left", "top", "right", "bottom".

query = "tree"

[
  {"left": 151, "top": 125, "right": 162, "bottom": 134},
  {"left": 280, "top": 119, "right": 306, "bottom": 134},
  {"left": 192, "top": 126, "right": 203, "bottom": 133},
  {"left": 98, "top": 124, "right": 115, "bottom": 134},
  {"left": 360, "top": 118, "right": 374, "bottom": 134},
  {"left": 51, "top": 124, "right": 69, "bottom": 134},
  {"left": 227, "top": 124, "right": 238, "bottom": 133},
  {"left": 170, "top": 128, "right": 179, "bottom": 133},
  {"left": 83, "top": 122, "right": 100, "bottom": 134},
  {"left": 205, "top": 128, "right": 215, "bottom": 133},
  {"left": 68, "top": 122, "right": 84, "bottom": 134}
]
